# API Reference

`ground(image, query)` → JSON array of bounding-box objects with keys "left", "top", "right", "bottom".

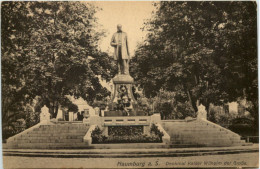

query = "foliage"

[
  {"left": 100, "top": 134, "right": 162, "bottom": 144},
  {"left": 150, "top": 124, "right": 164, "bottom": 140},
  {"left": 153, "top": 90, "right": 194, "bottom": 119},
  {"left": 2, "top": 119, "right": 26, "bottom": 142},
  {"left": 131, "top": 2, "right": 257, "bottom": 125},
  {"left": 214, "top": 113, "right": 235, "bottom": 127},
  {"left": 228, "top": 117, "right": 256, "bottom": 137},
  {"left": 91, "top": 126, "right": 105, "bottom": 143},
  {"left": 91, "top": 124, "right": 164, "bottom": 144},
  {"left": 231, "top": 117, "right": 254, "bottom": 125},
  {"left": 2, "top": 1, "right": 115, "bottom": 122},
  {"left": 134, "top": 90, "right": 152, "bottom": 115},
  {"left": 24, "top": 105, "right": 40, "bottom": 129},
  {"left": 108, "top": 126, "right": 143, "bottom": 136}
]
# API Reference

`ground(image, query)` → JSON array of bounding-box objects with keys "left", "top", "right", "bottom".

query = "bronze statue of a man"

[{"left": 110, "top": 24, "right": 130, "bottom": 75}]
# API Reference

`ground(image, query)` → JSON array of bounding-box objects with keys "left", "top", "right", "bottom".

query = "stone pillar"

[
  {"left": 69, "top": 112, "right": 74, "bottom": 121},
  {"left": 143, "top": 126, "right": 150, "bottom": 135},
  {"left": 197, "top": 104, "right": 207, "bottom": 119},
  {"left": 40, "top": 105, "right": 51, "bottom": 123},
  {"left": 103, "top": 127, "right": 108, "bottom": 137},
  {"left": 94, "top": 107, "right": 100, "bottom": 116},
  {"left": 89, "top": 115, "right": 102, "bottom": 126},
  {"left": 101, "top": 110, "right": 105, "bottom": 117},
  {"left": 150, "top": 114, "right": 161, "bottom": 124}
]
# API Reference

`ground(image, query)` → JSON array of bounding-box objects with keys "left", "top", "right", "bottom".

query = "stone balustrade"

[{"left": 101, "top": 116, "right": 151, "bottom": 126}]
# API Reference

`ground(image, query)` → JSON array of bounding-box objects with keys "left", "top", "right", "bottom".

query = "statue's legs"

[
  {"left": 118, "top": 61, "right": 121, "bottom": 74},
  {"left": 123, "top": 59, "right": 129, "bottom": 74},
  {"left": 118, "top": 59, "right": 125, "bottom": 75},
  {"left": 118, "top": 46, "right": 123, "bottom": 74}
]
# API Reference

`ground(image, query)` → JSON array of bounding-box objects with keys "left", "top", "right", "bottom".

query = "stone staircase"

[
  {"left": 161, "top": 118, "right": 249, "bottom": 147},
  {"left": 6, "top": 123, "right": 90, "bottom": 149},
  {"left": 6, "top": 118, "right": 252, "bottom": 149}
]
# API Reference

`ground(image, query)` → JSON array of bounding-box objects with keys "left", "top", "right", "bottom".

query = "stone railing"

[
  {"left": 101, "top": 116, "right": 151, "bottom": 126},
  {"left": 155, "top": 123, "right": 170, "bottom": 144},
  {"left": 197, "top": 118, "right": 241, "bottom": 137},
  {"left": 83, "top": 124, "right": 98, "bottom": 145}
]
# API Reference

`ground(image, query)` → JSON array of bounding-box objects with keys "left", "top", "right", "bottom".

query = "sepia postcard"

[{"left": 1, "top": 1, "right": 258, "bottom": 168}]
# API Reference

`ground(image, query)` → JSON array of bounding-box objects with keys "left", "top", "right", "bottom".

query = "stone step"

[
  {"left": 169, "top": 133, "right": 240, "bottom": 139},
  {"left": 171, "top": 137, "right": 235, "bottom": 141},
  {"left": 15, "top": 138, "right": 83, "bottom": 143},
  {"left": 168, "top": 133, "right": 235, "bottom": 138},
  {"left": 36, "top": 127, "right": 89, "bottom": 130},
  {"left": 15, "top": 142, "right": 86, "bottom": 149},
  {"left": 170, "top": 127, "right": 231, "bottom": 132},
  {"left": 171, "top": 138, "right": 232, "bottom": 143},
  {"left": 6, "top": 123, "right": 90, "bottom": 149},
  {"left": 17, "top": 135, "right": 83, "bottom": 140},
  {"left": 29, "top": 130, "right": 87, "bottom": 134},
  {"left": 24, "top": 132, "right": 86, "bottom": 137},
  {"left": 162, "top": 120, "right": 244, "bottom": 147},
  {"left": 171, "top": 132, "right": 232, "bottom": 137}
]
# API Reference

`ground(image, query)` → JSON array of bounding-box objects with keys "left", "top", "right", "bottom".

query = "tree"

[
  {"left": 2, "top": 1, "right": 115, "bottom": 120},
  {"left": 131, "top": 2, "right": 257, "bottom": 124},
  {"left": 1, "top": 1, "right": 33, "bottom": 134}
]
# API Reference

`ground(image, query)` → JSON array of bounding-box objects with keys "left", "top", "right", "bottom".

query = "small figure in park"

[{"left": 111, "top": 24, "right": 130, "bottom": 74}]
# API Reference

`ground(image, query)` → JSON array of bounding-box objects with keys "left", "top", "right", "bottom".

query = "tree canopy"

[
  {"left": 131, "top": 1, "right": 257, "bottom": 124},
  {"left": 2, "top": 1, "right": 116, "bottom": 121}
]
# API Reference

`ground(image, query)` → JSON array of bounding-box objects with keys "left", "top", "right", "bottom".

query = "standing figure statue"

[{"left": 111, "top": 24, "right": 130, "bottom": 75}]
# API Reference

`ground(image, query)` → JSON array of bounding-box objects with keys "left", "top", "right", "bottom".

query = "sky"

[{"left": 89, "top": 1, "right": 155, "bottom": 56}]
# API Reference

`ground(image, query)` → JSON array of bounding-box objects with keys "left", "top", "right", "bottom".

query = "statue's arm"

[{"left": 110, "top": 34, "right": 117, "bottom": 47}]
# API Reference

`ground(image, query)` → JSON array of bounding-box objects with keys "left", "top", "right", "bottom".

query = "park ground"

[{"left": 3, "top": 151, "right": 259, "bottom": 168}]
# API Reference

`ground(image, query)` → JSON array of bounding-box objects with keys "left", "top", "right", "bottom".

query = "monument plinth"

[
  {"left": 112, "top": 74, "right": 134, "bottom": 84},
  {"left": 107, "top": 74, "right": 137, "bottom": 116}
]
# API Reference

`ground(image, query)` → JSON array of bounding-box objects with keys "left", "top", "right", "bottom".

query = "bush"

[
  {"left": 108, "top": 126, "right": 143, "bottom": 136},
  {"left": 91, "top": 124, "right": 164, "bottom": 144},
  {"left": 150, "top": 124, "right": 164, "bottom": 141},
  {"left": 228, "top": 117, "right": 257, "bottom": 136},
  {"left": 2, "top": 129, "right": 16, "bottom": 143},
  {"left": 91, "top": 126, "right": 104, "bottom": 143},
  {"left": 94, "top": 134, "right": 162, "bottom": 144}
]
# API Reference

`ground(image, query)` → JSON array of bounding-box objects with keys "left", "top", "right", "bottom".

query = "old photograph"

[{"left": 1, "top": 1, "right": 258, "bottom": 168}]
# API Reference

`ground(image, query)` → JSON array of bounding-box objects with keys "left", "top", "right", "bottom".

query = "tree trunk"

[
  {"left": 186, "top": 90, "right": 198, "bottom": 114},
  {"left": 249, "top": 100, "right": 258, "bottom": 135},
  {"left": 54, "top": 102, "right": 59, "bottom": 118},
  {"left": 48, "top": 100, "right": 54, "bottom": 118}
]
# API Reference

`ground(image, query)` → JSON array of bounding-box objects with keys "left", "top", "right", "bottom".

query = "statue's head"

[{"left": 117, "top": 24, "right": 122, "bottom": 32}]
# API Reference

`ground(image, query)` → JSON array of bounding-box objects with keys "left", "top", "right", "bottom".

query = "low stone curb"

[{"left": 3, "top": 145, "right": 258, "bottom": 158}]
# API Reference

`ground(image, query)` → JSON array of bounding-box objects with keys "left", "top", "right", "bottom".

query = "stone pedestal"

[
  {"left": 89, "top": 115, "right": 102, "bottom": 125},
  {"left": 69, "top": 112, "right": 74, "bottom": 121},
  {"left": 94, "top": 107, "right": 100, "bottom": 116},
  {"left": 150, "top": 114, "right": 161, "bottom": 124},
  {"left": 40, "top": 105, "right": 51, "bottom": 123},
  {"left": 197, "top": 104, "right": 207, "bottom": 119},
  {"left": 110, "top": 74, "right": 137, "bottom": 114}
]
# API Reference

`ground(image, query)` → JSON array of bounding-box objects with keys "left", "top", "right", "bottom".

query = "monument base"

[
  {"left": 109, "top": 74, "right": 137, "bottom": 114},
  {"left": 5, "top": 115, "right": 250, "bottom": 149},
  {"left": 112, "top": 74, "right": 134, "bottom": 84}
]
